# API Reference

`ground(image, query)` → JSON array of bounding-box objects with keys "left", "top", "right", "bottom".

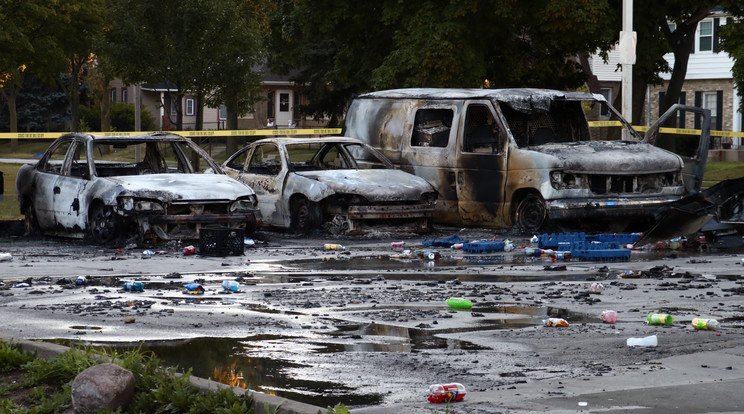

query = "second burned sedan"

[{"left": 222, "top": 137, "right": 437, "bottom": 234}]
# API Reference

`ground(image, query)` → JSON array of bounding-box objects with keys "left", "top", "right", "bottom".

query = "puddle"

[
  {"left": 54, "top": 304, "right": 573, "bottom": 407},
  {"left": 69, "top": 325, "right": 103, "bottom": 330}
]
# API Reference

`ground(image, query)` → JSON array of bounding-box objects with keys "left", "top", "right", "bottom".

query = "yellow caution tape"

[
  {"left": 0, "top": 128, "right": 343, "bottom": 140},
  {"left": 586, "top": 122, "right": 744, "bottom": 138}
]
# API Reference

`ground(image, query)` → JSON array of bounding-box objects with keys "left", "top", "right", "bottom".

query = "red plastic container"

[{"left": 427, "top": 383, "right": 466, "bottom": 403}]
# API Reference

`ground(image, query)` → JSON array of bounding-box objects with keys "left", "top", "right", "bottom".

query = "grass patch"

[
  {"left": 0, "top": 162, "right": 22, "bottom": 220},
  {"left": 703, "top": 161, "right": 744, "bottom": 187},
  {"left": 0, "top": 341, "right": 348, "bottom": 414}
]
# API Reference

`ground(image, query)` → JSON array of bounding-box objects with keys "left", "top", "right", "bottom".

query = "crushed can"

[
  {"left": 182, "top": 245, "right": 196, "bottom": 256},
  {"left": 427, "top": 383, "right": 466, "bottom": 403}
]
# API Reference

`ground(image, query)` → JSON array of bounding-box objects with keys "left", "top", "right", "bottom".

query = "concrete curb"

[{"left": 0, "top": 334, "right": 325, "bottom": 414}]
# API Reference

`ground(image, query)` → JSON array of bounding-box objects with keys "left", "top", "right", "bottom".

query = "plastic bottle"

[
  {"left": 182, "top": 245, "right": 196, "bottom": 256},
  {"left": 446, "top": 297, "right": 472, "bottom": 310},
  {"left": 324, "top": 243, "right": 345, "bottom": 251},
  {"left": 647, "top": 313, "right": 674, "bottom": 325},
  {"left": 142, "top": 250, "right": 154, "bottom": 256},
  {"left": 427, "top": 383, "right": 466, "bottom": 403},
  {"left": 452, "top": 243, "right": 464, "bottom": 250},
  {"left": 627, "top": 335, "right": 658, "bottom": 347},
  {"left": 600, "top": 310, "right": 618, "bottom": 324},
  {"left": 122, "top": 281, "right": 145, "bottom": 292},
  {"left": 543, "top": 318, "right": 569, "bottom": 327},
  {"left": 692, "top": 318, "right": 720, "bottom": 330},
  {"left": 590, "top": 282, "right": 604, "bottom": 294},
  {"left": 222, "top": 280, "right": 240, "bottom": 292},
  {"left": 524, "top": 247, "right": 542, "bottom": 257},
  {"left": 0, "top": 253, "right": 13, "bottom": 262},
  {"left": 391, "top": 241, "right": 405, "bottom": 251},
  {"left": 76, "top": 276, "right": 86, "bottom": 286},
  {"left": 184, "top": 283, "right": 205, "bottom": 294}
]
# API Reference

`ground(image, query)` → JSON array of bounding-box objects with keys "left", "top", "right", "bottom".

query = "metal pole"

[
  {"left": 134, "top": 84, "right": 142, "bottom": 162},
  {"left": 620, "top": 0, "right": 635, "bottom": 140}
]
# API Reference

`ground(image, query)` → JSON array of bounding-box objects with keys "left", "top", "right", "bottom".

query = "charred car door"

[
  {"left": 455, "top": 101, "right": 509, "bottom": 226},
  {"left": 51, "top": 140, "right": 92, "bottom": 232},
  {"left": 237, "top": 143, "right": 289, "bottom": 226},
  {"left": 644, "top": 104, "right": 711, "bottom": 194},
  {"left": 29, "top": 138, "right": 76, "bottom": 230}
]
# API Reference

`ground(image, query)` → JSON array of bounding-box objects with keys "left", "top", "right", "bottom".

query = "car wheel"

[
  {"left": 291, "top": 198, "right": 321, "bottom": 234},
  {"left": 23, "top": 201, "right": 40, "bottom": 236},
  {"left": 515, "top": 194, "right": 547, "bottom": 233},
  {"left": 89, "top": 203, "right": 119, "bottom": 244}
]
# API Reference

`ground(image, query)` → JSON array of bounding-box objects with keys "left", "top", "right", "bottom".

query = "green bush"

[{"left": 79, "top": 102, "right": 157, "bottom": 132}]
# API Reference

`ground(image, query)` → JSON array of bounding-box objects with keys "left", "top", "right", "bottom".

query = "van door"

[
  {"left": 455, "top": 101, "right": 509, "bottom": 226},
  {"left": 644, "top": 104, "right": 711, "bottom": 193},
  {"left": 400, "top": 103, "right": 461, "bottom": 225}
]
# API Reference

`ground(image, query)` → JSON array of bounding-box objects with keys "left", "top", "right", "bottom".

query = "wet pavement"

[{"left": 2, "top": 227, "right": 744, "bottom": 412}]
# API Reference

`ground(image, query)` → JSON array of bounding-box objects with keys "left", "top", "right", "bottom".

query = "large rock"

[{"left": 71, "top": 363, "right": 135, "bottom": 414}]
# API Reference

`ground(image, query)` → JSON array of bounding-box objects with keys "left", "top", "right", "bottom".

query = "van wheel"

[
  {"left": 291, "top": 198, "right": 321, "bottom": 234},
  {"left": 515, "top": 194, "right": 547, "bottom": 233}
]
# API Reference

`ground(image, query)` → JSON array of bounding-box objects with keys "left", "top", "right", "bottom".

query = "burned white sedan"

[
  {"left": 222, "top": 137, "right": 437, "bottom": 234},
  {"left": 17, "top": 133, "right": 259, "bottom": 243}
]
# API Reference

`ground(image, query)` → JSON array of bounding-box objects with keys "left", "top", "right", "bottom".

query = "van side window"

[
  {"left": 463, "top": 104, "right": 502, "bottom": 153},
  {"left": 411, "top": 109, "right": 452, "bottom": 148}
]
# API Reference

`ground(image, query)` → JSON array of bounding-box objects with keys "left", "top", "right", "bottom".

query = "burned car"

[
  {"left": 343, "top": 88, "right": 711, "bottom": 233},
  {"left": 16, "top": 132, "right": 259, "bottom": 243},
  {"left": 222, "top": 137, "right": 437, "bottom": 234}
]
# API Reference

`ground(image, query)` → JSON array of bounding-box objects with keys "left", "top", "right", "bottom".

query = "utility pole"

[{"left": 619, "top": 0, "right": 636, "bottom": 140}]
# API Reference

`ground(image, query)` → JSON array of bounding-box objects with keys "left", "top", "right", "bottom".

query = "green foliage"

[
  {"left": 268, "top": 0, "right": 617, "bottom": 123},
  {"left": 79, "top": 102, "right": 156, "bottom": 132},
  {"left": 321, "top": 403, "right": 350, "bottom": 414},
  {"left": 21, "top": 347, "right": 99, "bottom": 386},
  {"left": 720, "top": 3, "right": 744, "bottom": 113},
  {"left": 0, "top": 343, "right": 34, "bottom": 373}
]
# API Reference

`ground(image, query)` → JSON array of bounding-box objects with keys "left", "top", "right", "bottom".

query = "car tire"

[
  {"left": 89, "top": 203, "right": 119, "bottom": 244},
  {"left": 515, "top": 194, "right": 547, "bottom": 233},
  {"left": 291, "top": 198, "right": 321, "bottom": 234},
  {"left": 23, "top": 200, "right": 40, "bottom": 236}
]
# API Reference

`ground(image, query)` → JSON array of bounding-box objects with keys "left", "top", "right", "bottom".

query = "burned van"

[{"left": 343, "top": 88, "right": 710, "bottom": 232}]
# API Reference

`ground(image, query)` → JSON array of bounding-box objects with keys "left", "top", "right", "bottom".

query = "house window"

[
  {"left": 699, "top": 21, "right": 713, "bottom": 52},
  {"left": 121, "top": 88, "right": 128, "bottom": 103},
  {"left": 110, "top": 89, "right": 116, "bottom": 103},
  {"left": 668, "top": 22, "right": 676, "bottom": 32},
  {"left": 702, "top": 91, "right": 718, "bottom": 129},
  {"left": 219, "top": 104, "right": 227, "bottom": 120},
  {"left": 170, "top": 100, "right": 177, "bottom": 116},
  {"left": 185, "top": 98, "right": 195, "bottom": 116}
]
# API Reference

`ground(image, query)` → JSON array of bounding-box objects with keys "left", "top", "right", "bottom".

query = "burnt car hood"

[
  {"left": 105, "top": 174, "right": 253, "bottom": 201},
  {"left": 296, "top": 169, "right": 433, "bottom": 202},
  {"left": 527, "top": 141, "right": 682, "bottom": 174}
]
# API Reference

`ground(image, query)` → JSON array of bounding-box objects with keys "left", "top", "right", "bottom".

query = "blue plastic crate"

[{"left": 463, "top": 241, "right": 505, "bottom": 253}]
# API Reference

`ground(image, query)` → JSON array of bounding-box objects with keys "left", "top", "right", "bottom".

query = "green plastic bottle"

[
  {"left": 647, "top": 313, "right": 673, "bottom": 325},
  {"left": 446, "top": 297, "right": 472, "bottom": 310}
]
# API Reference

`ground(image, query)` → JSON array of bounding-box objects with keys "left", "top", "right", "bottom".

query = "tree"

[
  {"left": 268, "top": 0, "right": 617, "bottom": 124},
  {"left": 720, "top": 4, "right": 744, "bottom": 113},
  {"left": 0, "top": 1, "right": 68, "bottom": 149},
  {"left": 105, "top": 0, "right": 270, "bottom": 132},
  {"left": 51, "top": 0, "right": 106, "bottom": 132}
]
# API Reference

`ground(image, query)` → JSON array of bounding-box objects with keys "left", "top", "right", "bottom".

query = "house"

[
  {"left": 589, "top": 7, "right": 742, "bottom": 151},
  {"left": 108, "top": 70, "right": 328, "bottom": 132}
]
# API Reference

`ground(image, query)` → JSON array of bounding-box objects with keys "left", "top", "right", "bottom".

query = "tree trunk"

[
  {"left": 101, "top": 81, "right": 111, "bottom": 132},
  {"left": 1, "top": 86, "right": 20, "bottom": 151},
  {"left": 195, "top": 94, "right": 204, "bottom": 131},
  {"left": 226, "top": 107, "right": 239, "bottom": 156}
]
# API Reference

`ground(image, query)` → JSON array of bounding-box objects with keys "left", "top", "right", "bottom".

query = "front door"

[
  {"left": 275, "top": 90, "right": 293, "bottom": 127},
  {"left": 645, "top": 104, "right": 711, "bottom": 193}
]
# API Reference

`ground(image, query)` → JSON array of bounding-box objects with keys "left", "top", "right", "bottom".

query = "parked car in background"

[
  {"left": 343, "top": 88, "right": 711, "bottom": 233},
  {"left": 16, "top": 132, "right": 259, "bottom": 243},
  {"left": 222, "top": 137, "right": 437, "bottom": 234}
]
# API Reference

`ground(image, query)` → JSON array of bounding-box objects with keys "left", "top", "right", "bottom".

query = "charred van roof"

[{"left": 356, "top": 88, "right": 606, "bottom": 113}]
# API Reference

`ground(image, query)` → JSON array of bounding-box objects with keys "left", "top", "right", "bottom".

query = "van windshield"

[{"left": 500, "top": 99, "right": 628, "bottom": 147}]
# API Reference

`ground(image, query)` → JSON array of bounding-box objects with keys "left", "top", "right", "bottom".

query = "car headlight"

[
  {"left": 135, "top": 200, "right": 165, "bottom": 212},
  {"left": 421, "top": 192, "right": 438, "bottom": 204},
  {"left": 118, "top": 197, "right": 135, "bottom": 211},
  {"left": 230, "top": 197, "right": 256, "bottom": 213}
]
